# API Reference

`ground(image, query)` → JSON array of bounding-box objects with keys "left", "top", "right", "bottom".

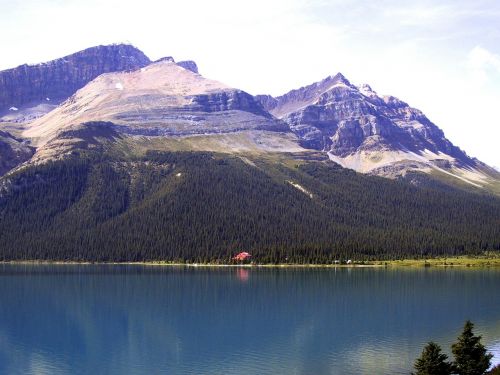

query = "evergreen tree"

[
  {"left": 413, "top": 341, "right": 452, "bottom": 375},
  {"left": 452, "top": 320, "right": 493, "bottom": 375},
  {"left": 0, "top": 151, "right": 499, "bottom": 262}
]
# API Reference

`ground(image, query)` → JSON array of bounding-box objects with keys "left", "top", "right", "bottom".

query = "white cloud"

[
  {"left": 466, "top": 46, "right": 500, "bottom": 85},
  {"left": 384, "top": 5, "right": 451, "bottom": 26}
]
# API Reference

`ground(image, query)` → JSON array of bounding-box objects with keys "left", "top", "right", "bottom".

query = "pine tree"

[
  {"left": 452, "top": 320, "right": 493, "bottom": 375},
  {"left": 413, "top": 341, "right": 452, "bottom": 375}
]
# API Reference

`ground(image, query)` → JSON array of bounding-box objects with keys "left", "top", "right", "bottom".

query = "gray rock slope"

[{"left": 256, "top": 74, "right": 498, "bottom": 185}]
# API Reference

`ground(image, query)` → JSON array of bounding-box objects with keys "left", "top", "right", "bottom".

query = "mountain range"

[
  {"left": 0, "top": 44, "right": 498, "bottom": 262},
  {"left": 1, "top": 44, "right": 498, "bottom": 188}
]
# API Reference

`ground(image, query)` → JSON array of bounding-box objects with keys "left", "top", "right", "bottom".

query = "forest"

[{"left": 0, "top": 150, "right": 499, "bottom": 263}]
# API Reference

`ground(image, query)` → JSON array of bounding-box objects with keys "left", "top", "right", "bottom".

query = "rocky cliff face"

[
  {"left": 23, "top": 60, "right": 288, "bottom": 157},
  {"left": 0, "top": 44, "right": 151, "bottom": 114},
  {"left": 2, "top": 45, "right": 497, "bottom": 189},
  {"left": 190, "top": 90, "right": 272, "bottom": 117},
  {"left": 257, "top": 74, "right": 481, "bottom": 178},
  {"left": 177, "top": 60, "right": 199, "bottom": 74}
]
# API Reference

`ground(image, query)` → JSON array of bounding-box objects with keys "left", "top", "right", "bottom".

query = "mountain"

[
  {"left": 22, "top": 58, "right": 294, "bottom": 164},
  {"left": 0, "top": 44, "right": 151, "bottom": 123},
  {"left": 0, "top": 45, "right": 499, "bottom": 262},
  {"left": 177, "top": 60, "right": 199, "bottom": 73},
  {"left": 2, "top": 44, "right": 497, "bottom": 191},
  {"left": 0, "top": 44, "right": 299, "bottom": 170},
  {"left": 256, "top": 74, "right": 500, "bottom": 188},
  {"left": 25, "top": 59, "right": 282, "bottom": 142}
]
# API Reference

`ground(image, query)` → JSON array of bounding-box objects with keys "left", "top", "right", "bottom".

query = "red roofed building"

[{"left": 233, "top": 252, "right": 251, "bottom": 261}]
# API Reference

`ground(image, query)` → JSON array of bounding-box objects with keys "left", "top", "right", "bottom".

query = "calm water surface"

[{"left": 0, "top": 265, "right": 499, "bottom": 375}]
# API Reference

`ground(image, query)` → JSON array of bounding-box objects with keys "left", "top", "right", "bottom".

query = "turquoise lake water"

[{"left": 0, "top": 265, "right": 499, "bottom": 374}]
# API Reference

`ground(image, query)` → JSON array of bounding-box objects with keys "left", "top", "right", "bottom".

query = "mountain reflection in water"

[{"left": 0, "top": 265, "right": 499, "bottom": 375}]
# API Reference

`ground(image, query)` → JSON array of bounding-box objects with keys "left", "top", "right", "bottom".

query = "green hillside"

[{"left": 0, "top": 150, "right": 499, "bottom": 263}]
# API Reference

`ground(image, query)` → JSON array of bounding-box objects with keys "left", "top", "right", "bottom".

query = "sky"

[{"left": 1, "top": 0, "right": 499, "bottom": 167}]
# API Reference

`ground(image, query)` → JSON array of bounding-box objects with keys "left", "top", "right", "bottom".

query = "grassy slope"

[
  {"left": 379, "top": 253, "right": 500, "bottom": 267},
  {"left": 79, "top": 131, "right": 500, "bottom": 199}
]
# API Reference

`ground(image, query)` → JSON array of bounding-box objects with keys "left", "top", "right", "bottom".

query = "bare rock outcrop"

[
  {"left": 256, "top": 73, "right": 480, "bottom": 176},
  {"left": 0, "top": 44, "right": 151, "bottom": 114}
]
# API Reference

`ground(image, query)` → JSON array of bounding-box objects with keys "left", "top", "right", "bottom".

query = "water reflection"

[
  {"left": 0, "top": 265, "right": 498, "bottom": 375},
  {"left": 236, "top": 268, "right": 249, "bottom": 282}
]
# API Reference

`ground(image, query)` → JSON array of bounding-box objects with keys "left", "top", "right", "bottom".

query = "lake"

[{"left": 0, "top": 265, "right": 498, "bottom": 374}]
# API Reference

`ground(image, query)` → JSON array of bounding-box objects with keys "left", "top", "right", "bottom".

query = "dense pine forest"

[{"left": 0, "top": 151, "right": 499, "bottom": 263}]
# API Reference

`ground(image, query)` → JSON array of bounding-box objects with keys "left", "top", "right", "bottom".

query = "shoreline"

[{"left": 1, "top": 256, "right": 500, "bottom": 268}]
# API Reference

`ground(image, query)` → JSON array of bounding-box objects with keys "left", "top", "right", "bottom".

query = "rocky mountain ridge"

[
  {"left": 24, "top": 60, "right": 285, "bottom": 145},
  {"left": 0, "top": 46, "right": 207, "bottom": 126},
  {"left": 256, "top": 73, "right": 499, "bottom": 186},
  {"left": 0, "top": 45, "right": 499, "bottom": 263},
  {"left": 0, "top": 44, "right": 498, "bottom": 192},
  {"left": 0, "top": 44, "right": 151, "bottom": 118}
]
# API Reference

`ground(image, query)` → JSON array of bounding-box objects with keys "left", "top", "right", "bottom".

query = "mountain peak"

[
  {"left": 23, "top": 60, "right": 282, "bottom": 147},
  {"left": 153, "top": 56, "right": 175, "bottom": 64},
  {"left": 22, "top": 43, "right": 148, "bottom": 68},
  {"left": 257, "top": 72, "right": 485, "bottom": 181},
  {"left": 328, "top": 72, "right": 351, "bottom": 86},
  {"left": 357, "top": 83, "right": 374, "bottom": 93},
  {"left": 177, "top": 60, "right": 199, "bottom": 74},
  {"left": 255, "top": 72, "right": 355, "bottom": 117},
  {"left": 0, "top": 44, "right": 151, "bottom": 114},
  {"left": 38, "top": 44, "right": 151, "bottom": 70}
]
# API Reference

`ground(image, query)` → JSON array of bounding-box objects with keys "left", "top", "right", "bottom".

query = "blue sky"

[{"left": 1, "top": 0, "right": 499, "bottom": 167}]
